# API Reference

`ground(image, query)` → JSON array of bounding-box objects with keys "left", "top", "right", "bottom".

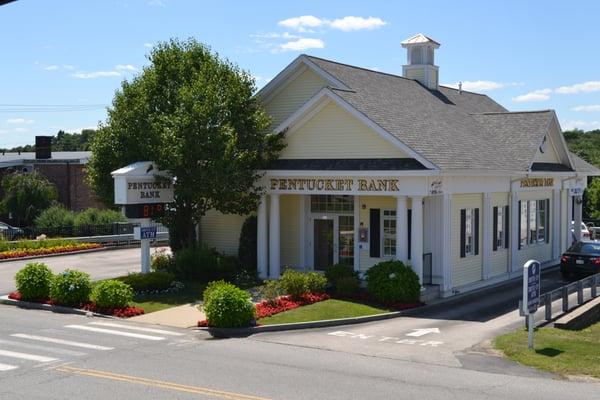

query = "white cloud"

[
  {"left": 148, "top": 0, "right": 164, "bottom": 6},
  {"left": 251, "top": 32, "right": 300, "bottom": 40},
  {"left": 63, "top": 64, "right": 75, "bottom": 70},
  {"left": 275, "top": 38, "right": 325, "bottom": 52},
  {"left": 572, "top": 105, "right": 600, "bottom": 112},
  {"left": 115, "top": 64, "right": 137, "bottom": 71},
  {"left": 143, "top": 43, "right": 153, "bottom": 48},
  {"left": 556, "top": 81, "right": 600, "bottom": 94},
  {"left": 43, "top": 65, "right": 59, "bottom": 71},
  {"left": 6, "top": 118, "right": 34, "bottom": 124},
  {"left": 278, "top": 15, "right": 324, "bottom": 32},
  {"left": 512, "top": 88, "right": 552, "bottom": 103},
  {"left": 444, "top": 80, "right": 522, "bottom": 92},
  {"left": 71, "top": 70, "right": 121, "bottom": 79},
  {"left": 328, "top": 16, "right": 387, "bottom": 31},
  {"left": 64, "top": 126, "right": 97, "bottom": 133},
  {"left": 278, "top": 15, "right": 387, "bottom": 32},
  {"left": 14, "top": 127, "right": 29, "bottom": 133},
  {"left": 561, "top": 120, "right": 600, "bottom": 131}
]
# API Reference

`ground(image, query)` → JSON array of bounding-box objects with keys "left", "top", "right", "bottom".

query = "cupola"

[{"left": 401, "top": 33, "right": 440, "bottom": 90}]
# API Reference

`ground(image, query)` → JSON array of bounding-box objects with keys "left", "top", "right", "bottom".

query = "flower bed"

[
  {"left": 197, "top": 292, "right": 329, "bottom": 327},
  {"left": 7, "top": 291, "right": 144, "bottom": 318},
  {"left": 0, "top": 243, "right": 102, "bottom": 260}
]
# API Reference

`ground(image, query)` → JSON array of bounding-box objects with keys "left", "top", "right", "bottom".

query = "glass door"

[
  {"left": 338, "top": 216, "right": 354, "bottom": 266},
  {"left": 314, "top": 219, "right": 334, "bottom": 271}
]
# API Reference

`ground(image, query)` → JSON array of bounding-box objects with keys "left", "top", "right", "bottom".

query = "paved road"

[
  {"left": 0, "top": 247, "right": 160, "bottom": 294},
  {"left": 1, "top": 267, "right": 598, "bottom": 399}
]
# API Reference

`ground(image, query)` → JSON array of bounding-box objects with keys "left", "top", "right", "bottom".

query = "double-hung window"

[
  {"left": 519, "top": 199, "right": 550, "bottom": 248},
  {"left": 382, "top": 210, "right": 396, "bottom": 257},
  {"left": 493, "top": 205, "right": 509, "bottom": 251},
  {"left": 460, "top": 208, "right": 479, "bottom": 258}
]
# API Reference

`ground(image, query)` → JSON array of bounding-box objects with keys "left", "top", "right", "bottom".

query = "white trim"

[
  {"left": 353, "top": 195, "right": 360, "bottom": 272},
  {"left": 550, "top": 111, "right": 575, "bottom": 171},
  {"left": 264, "top": 169, "right": 437, "bottom": 177},
  {"left": 482, "top": 193, "right": 492, "bottom": 280},
  {"left": 269, "top": 193, "right": 281, "bottom": 278},
  {"left": 298, "top": 195, "right": 307, "bottom": 270}
]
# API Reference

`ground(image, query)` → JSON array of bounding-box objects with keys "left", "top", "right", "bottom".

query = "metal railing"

[
  {"left": 521, "top": 272, "right": 600, "bottom": 324},
  {"left": 2, "top": 222, "right": 169, "bottom": 240}
]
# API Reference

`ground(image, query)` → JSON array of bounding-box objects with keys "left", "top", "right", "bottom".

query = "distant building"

[{"left": 0, "top": 136, "right": 103, "bottom": 216}]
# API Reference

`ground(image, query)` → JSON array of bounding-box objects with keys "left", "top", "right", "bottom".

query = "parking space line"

[
  {"left": 88, "top": 322, "right": 185, "bottom": 336},
  {"left": 64, "top": 325, "right": 165, "bottom": 341},
  {"left": 11, "top": 334, "right": 114, "bottom": 351}
]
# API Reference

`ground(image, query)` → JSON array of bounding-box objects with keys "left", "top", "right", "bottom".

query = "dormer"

[{"left": 401, "top": 33, "right": 440, "bottom": 90}]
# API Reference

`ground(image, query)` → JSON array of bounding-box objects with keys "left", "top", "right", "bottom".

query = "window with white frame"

[
  {"left": 382, "top": 210, "right": 396, "bottom": 257},
  {"left": 519, "top": 199, "right": 549, "bottom": 248},
  {"left": 460, "top": 208, "right": 479, "bottom": 258},
  {"left": 494, "top": 206, "right": 505, "bottom": 250}
]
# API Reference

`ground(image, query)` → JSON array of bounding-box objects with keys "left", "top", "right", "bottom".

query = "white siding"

[
  {"left": 200, "top": 210, "right": 247, "bottom": 256},
  {"left": 264, "top": 67, "right": 327, "bottom": 128},
  {"left": 490, "top": 192, "right": 509, "bottom": 277},
  {"left": 282, "top": 101, "right": 409, "bottom": 159},
  {"left": 452, "top": 194, "right": 483, "bottom": 287},
  {"left": 280, "top": 194, "right": 300, "bottom": 268},
  {"left": 424, "top": 196, "right": 444, "bottom": 284},
  {"left": 517, "top": 190, "right": 553, "bottom": 265}
]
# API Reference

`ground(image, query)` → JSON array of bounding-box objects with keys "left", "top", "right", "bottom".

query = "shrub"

[
  {"left": 117, "top": 271, "right": 175, "bottom": 292},
  {"left": 91, "top": 280, "right": 133, "bottom": 308},
  {"left": 203, "top": 281, "right": 255, "bottom": 328},
  {"left": 365, "top": 260, "right": 420, "bottom": 304},
  {"left": 50, "top": 269, "right": 92, "bottom": 306},
  {"left": 335, "top": 276, "right": 360, "bottom": 297},
  {"left": 325, "top": 263, "right": 360, "bottom": 286},
  {"left": 258, "top": 280, "right": 283, "bottom": 305},
  {"left": 151, "top": 248, "right": 173, "bottom": 272},
  {"left": 279, "top": 269, "right": 308, "bottom": 300},
  {"left": 14, "top": 262, "right": 54, "bottom": 301},
  {"left": 306, "top": 272, "right": 327, "bottom": 294},
  {"left": 74, "top": 208, "right": 127, "bottom": 227},
  {"left": 171, "top": 246, "right": 240, "bottom": 281},
  {"left": 238, "top": 216, "right": 257, "bottom": 271},
  {"left": 35, "top": 205, "right": 75, "bottom": 229}
]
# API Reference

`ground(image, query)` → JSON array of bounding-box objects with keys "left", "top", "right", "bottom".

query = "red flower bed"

[
  {"left": 7, "top": 291, "right": 144, "bottom": 318},
  {"left": 0, "top": 243, "right": 102, "bottom": 260}
]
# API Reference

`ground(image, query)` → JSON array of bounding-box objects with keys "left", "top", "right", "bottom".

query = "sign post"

[
  {"left": 522, "top": 259, "right": 541, "bottom": 349},
  {"left": 112, "top": 162, "right": 174, "bottom": 274}
]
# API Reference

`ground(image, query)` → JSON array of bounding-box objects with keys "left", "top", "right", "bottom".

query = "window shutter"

[
  {"left": 370, "top": 209, "right": 380, "bottom": 258},
  {"left": 546, "top": 199, "right": 550, "bottom": 243},
  {"left": 460, "top": 209, "right": 466, "bottom": 258},
  {"left": 407, "top": 209, "right": 412, "bottom": 260},
  {"left": 474, "top": 208, "right": 480, "bottom": 256},
  {"left": 504, "top": 205, "right": 510, "bottom": 249},
  {"left": 492, "top": 206, "right": 498, "bottom": 251},
  {"left": 518, "top": 201, "right": 522, "bottom": 250}
]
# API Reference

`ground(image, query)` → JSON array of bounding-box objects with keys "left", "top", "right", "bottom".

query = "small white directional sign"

[
  {"left": 405, "top": 328, "right": 440, "bottom": 337},
  {"left": 523, "top": 260, "right": 541, "bottom": 314}
]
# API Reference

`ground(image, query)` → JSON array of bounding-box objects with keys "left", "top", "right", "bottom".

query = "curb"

[{"left": 0, "top": 295, "right": 116, "bottom": 319}]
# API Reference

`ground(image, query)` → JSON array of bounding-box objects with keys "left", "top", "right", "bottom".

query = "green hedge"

[
  {"left": 50, "top": 269, "right": 92, "bottom": 306},
  {"left": 170, "top": 246, "right": 240, "bottom": 281},
  {"left": 14, "top": 262, "right": 54, "bottom": 301},
  {"left": 203, "top": 281, "right": 255, "bottom": 328},
  {"left": 365, "top": 260, "right": 420, "bottom": 304},
  {"left": 116, "top": 271, "right": 175, "bottom": 292},
  {"left": 91, "top": 280, "right": 133, "bottom": 308}
]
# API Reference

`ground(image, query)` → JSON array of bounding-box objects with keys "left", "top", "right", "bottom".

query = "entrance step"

[{"left": 420, "top": 285, "right": 440, "bottom": 303}]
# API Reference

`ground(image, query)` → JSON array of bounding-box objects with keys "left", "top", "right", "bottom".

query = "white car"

[{"left": 571, "top": 221, "right": 591, "bottom": 240}]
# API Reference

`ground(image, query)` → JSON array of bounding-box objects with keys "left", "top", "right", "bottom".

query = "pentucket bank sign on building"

[{"left": 200, "top": 33, "right": 600, "bottom": 299}]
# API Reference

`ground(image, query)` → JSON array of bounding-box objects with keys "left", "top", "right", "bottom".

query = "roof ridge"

[
  {"left": 437, "top": 85, "right": 488, "bottom": 97},
  {"left": 470, "top": 110, "right": 553, "bottom": 115},
  {"left": 304, "top": 54, "right": 416, "bottom": 83}
]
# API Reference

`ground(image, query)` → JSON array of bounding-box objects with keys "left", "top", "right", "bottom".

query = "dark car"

[
  {"left": 0, "top": 222, "right": 23, "bottom": 241},
  {"left": 560, "top": 241, "right": 600, "bottom": 279}
]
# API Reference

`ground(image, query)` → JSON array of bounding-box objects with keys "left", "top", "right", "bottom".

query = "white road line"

[
  {"left": 10, "top": 334, "right": 114, "bottom": 351},
  {"left": 0, "top": 349, "right": 58, "bottom": 363},
  {"left": 0, "top": 363, "right": 18, "bottom": 371},
  {"left": 64, "top": 325, "right": 165, "bottom": 341},
  {"left": 0, "top": 339, "right": 86, "bottom": 357},
  {"left": 89, "top": 322, "right": 184, "bottom": 336}
]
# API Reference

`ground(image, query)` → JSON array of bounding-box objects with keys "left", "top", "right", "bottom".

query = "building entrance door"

[{"left": 314, "top": 219, "right": 334, "bottom": 271}]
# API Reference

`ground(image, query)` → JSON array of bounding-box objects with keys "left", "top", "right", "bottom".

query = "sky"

[{"left": 1, "top": 0, "right": 600, "bottom": 148}]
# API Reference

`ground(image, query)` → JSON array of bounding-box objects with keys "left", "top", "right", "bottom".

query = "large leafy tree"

[
  {"left": 87, "top": 38, "right": 283, "bottom": 251},
  {"left": 0, "top": 172, "right": 58, "bottom": 227}
]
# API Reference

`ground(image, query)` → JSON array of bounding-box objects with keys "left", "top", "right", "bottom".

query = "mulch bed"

[{"left": 7, "top": 291, "right": 144, "bottom": 318}]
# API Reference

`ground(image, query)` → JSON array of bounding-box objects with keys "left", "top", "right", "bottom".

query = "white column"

[
  {"left": 353, "top": 195, "right": 360, "bottom": 272},
  {"left": 567, "top": 193, "right": 573, "bottom": 246},
  {"left": 552, "top": 189, "right": 561, "bottom": 259},
  {"left": 441, "top": 193, "right": 453, "bottom": 293},
  {"left": 509, "top": 191, "right": 520, "bottom": 273},
  {"left": 574, "top": 195, "right": 583, "bottom": 242},
  {"left": 298, "top": 195, "right": 307, "bottom": 270},
  {"left": 257, "top": 195, "right": 268, "bottom": 280},
  {"left": 411, "top": 196, "right": 424, "bottom": 286},
  {"left": 395, "top": 196, "right": 408, "bottom": 263},
  {"left": 269, "top": 194, "right": 280, "bottom": 279},
  {"left": 482, "top": 193, "right": 492, "bottom": 280}
]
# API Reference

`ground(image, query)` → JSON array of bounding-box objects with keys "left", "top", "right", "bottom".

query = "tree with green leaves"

[
  {"left": 0, "top": 172, "right": 58, "bottom": 227},
  {"left": 87, "top": 38, "right": 283, "bottom": 251}
]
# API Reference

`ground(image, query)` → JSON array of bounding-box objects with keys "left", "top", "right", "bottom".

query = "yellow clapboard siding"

[
  {"left": 280, "top": 194, "right": 300, "bottom": 268},
  {"left": 452, "top": 194, "right": 483, "bottom": 287},
  {"left": 200, "top": 210, "right": 247, "bottom": 256}
]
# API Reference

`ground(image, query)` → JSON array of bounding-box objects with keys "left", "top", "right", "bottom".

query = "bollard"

[
  {"left": 545, "top": 294, "right": 552, "bottom": 321},
  {"left": 562, "top": 286, "right": 569, "bottom": 312},
  {"left": 578, "top": 281, "right": 584, "bottom": 305},
  {"left": 592, "top": 275, "right": 598, "bottom": 298}
]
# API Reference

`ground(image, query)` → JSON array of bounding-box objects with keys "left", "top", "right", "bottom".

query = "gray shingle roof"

[
  {"left": 305, "top": 55, "right": 564, "bottom": 172},
  {"left": 569, "top": 152, "right": 600, "bottom": 174}
]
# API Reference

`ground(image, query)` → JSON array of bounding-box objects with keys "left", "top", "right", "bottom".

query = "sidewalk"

[{"left": 129, "top": 302, "right": 205, "bottom": 328}]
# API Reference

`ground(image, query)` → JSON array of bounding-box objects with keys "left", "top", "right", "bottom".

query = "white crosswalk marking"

[
  {"left": 0, "top": 349, "right": 58, "bottom": 363},
  {"left": 64, "top": 325, "right": 165, "bottom": 341},
  {"left": 0, "top": 363, "right": 18, "bottom": 371},
  {"left": 10, "top": 334, "right": 114, "bottom": 351},
  {"left": 89, "top": 322, "right": 184, "bottom": 336},
  {"left": 0, "top": 339, "right": 86, "bottom": 357}
]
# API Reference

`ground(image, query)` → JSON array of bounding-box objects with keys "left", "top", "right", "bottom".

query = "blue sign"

[
  {"left": 524, "top": 260, "right": 541, "bottom": 314},
  {"left": 140, "top": 226, "right": 157, "bottom": 240}
]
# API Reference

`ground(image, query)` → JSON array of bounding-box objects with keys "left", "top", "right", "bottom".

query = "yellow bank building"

[{"left": 201, "top": 34, "right": 600, "bottom": 298}]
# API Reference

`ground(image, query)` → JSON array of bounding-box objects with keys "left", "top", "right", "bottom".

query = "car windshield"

[{"left": 569, "top": 242, "right": 600, "bottom": 254}]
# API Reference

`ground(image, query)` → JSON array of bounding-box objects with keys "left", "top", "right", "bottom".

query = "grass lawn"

[
  {"left": 259, "top": 299, "right": 391, "bottom": 325},
  {"left": 493, "top": 322, "right": 600, "bottom": 378},
  {"left": 130, "top": 281, "right": 206, "bottom": 314}
]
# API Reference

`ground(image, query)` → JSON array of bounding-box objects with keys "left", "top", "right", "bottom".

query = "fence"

[{"left": 521, "top": 272, "right": 600, "bottom": 325}]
